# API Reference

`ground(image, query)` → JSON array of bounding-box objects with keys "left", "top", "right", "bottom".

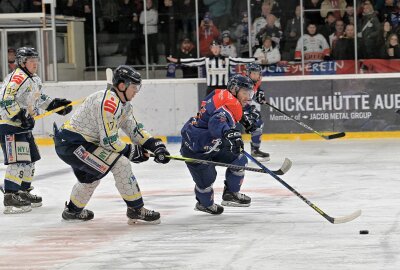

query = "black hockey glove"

[
  {"left": 255, "top": 89, "right": 266, "bottom": 104},
  {"left": 12, "top": 109, "right": 35, "bottom": 130},
  {"left": 143, "top": 138, "right": 171, "bottom": 164},
  {"left": 46, "top": 98, "right": 73, "bottom": 115},
  {"left": 124, "top": 144, "right": 149, "bottom": 163},
  {"left": 222, "top": 129, "right": 244, "bottom": 155},
  {"left": 240, "top": 106, "right": 260, "bottom": 133}
]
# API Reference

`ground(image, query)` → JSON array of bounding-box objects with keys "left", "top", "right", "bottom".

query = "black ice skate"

[
  {"left": 127, "top": 206, "right": 161, "bottom": 225},
  {"left": 62, "top": 202, "right": 94, "bottom": 221},
  {"left": 251, "top": 143, "right": 270, "bottom": 161},
  {"left": 221, "top": 186, "right": 251, "bottom": 207},
  {"left": 3, "top": 192, "right": 32, "bottom": 214},
  {"left": 194, "top": 202, "right": 224, "bottom": 215},
  {"left": 18, "top": 189, "right": 42, "bottom": 208}
]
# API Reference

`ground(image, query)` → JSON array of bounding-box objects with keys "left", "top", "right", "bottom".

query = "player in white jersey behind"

[
  {"left": 53, "top": 65, "right": 170, "bottom": 224},
  {"left": 0, "top": 47, "right": 72, "bottom": 214}
]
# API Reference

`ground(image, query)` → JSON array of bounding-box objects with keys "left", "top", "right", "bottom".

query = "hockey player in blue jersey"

[
  {"left": 180, "top": 74, "right": 257, "bottom": 215},
  {"left": 243, "top": 63, "right": 270, "bottom": 161}
]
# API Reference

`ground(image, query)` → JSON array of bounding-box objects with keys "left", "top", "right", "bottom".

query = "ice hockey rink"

[{"left": 0, "top": 138, "right": 399, "bottom": 270}]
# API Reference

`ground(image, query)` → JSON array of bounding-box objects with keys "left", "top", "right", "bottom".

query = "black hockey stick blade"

[
  {"left": 323, "top": 132, "right": 346, "bottom": 140},
  {"left": 396, "top": 109, "right": 400, "bottom": 114}
]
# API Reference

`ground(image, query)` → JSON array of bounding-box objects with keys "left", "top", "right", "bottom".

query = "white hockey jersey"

[
  {"left": 294, "top": 34, "right": 331, "bottom": 61},
  {"left": 61, "top": 89, "right": 152, "bottom": 153},
  {"left": 0, "top": 68, "right": 52, "bottom": 127}
]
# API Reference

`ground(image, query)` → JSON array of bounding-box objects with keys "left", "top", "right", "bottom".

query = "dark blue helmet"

[
  {"left": 246, "top": 63, "right": 262, "bottom": 74},
  {"left": 113, "top": 65, "right": 142, "bottom": 87},
  {"left": 227, "top": 74, "right": 254, "bottom": 96},
  {"left": 16, "top": 47, "right": 39, "bottom": 66}
]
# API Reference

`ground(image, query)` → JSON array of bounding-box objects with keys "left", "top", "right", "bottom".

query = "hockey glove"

[
  {"left": 143, "top": 138, "right": 171, "bottom": 164},
  {"left": 240, "top": 106, "right": 260, "bottom": 133},
  {"left": 222, "top": 129, "right": 244, "bottom": 155},
  {"left": 46, "top": 98, "right": 73, "bottom": 115},
  {"left": 255, "top": 89, "right": 266, "bottom": 104},
  {"left": 12, "top": 109, "right": 35, "bottom": 130},
  {"left": 124, "top": 144, "right": 149, "bottom": 163}
]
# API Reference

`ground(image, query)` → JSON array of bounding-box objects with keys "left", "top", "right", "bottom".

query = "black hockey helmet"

[
  {"left": 113, "top": 65, "right": 142, "bottom": 88},
  {"left": 246, "top": 63, "right": 262, "bottom": 74},
  {"left": 16, "top": 47, "right": 39, "bottom": 66},
  {"left": 227, "top": 74, "right": 254, "bottom": 97}
]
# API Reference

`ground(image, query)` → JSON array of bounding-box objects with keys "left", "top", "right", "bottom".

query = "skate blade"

[
  {"left": 127, "top": 218, "right": 161, "bottom": 225},
  {"left": 251, "top": 156, "right": 270, "bottom": 162},
  {"left": 31, "top": 202, "right": 42, "bottom": 208},
  {"left": 221, "top": 201, "right": 251, "bottom": 207},
  {"left": 3, "top": 205, "right": 32, "bottom": 214},
  {"left": 194, "top": 206, "right": 224, "bottom": 215}
]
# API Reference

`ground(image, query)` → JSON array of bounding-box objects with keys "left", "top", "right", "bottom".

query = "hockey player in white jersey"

[
  {"left": 54, "top": 65, "right": 170, "bottom": 224},
  {"left": 0, "top": 47, "right": 73, "bottom": 214}
]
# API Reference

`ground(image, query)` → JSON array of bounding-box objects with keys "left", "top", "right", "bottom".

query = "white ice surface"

[{"left": 0, "top": 139, "right": 399, "bottom": 270}]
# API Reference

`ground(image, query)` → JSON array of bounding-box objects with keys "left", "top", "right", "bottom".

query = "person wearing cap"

[
  {"left": 220, "top": 30, "right": 237, "bottom": 57},
  {"left": 199, "top": 12, "right": 220, "bottom": 57},
  {"left": 7, "top": 48, "right": 17, "bottom": 73},
  {"left": 234, "top": 11, "right": 250, "bottom": 57},
  {"left": 167, "top": 39, "right": 255, "bottom": 95},
  {"left": 253, "top": 35, "right": 281, "bottom": 65}
]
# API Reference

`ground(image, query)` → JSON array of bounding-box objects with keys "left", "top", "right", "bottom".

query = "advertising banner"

[{"left": 263, "top": 78, "right": 400, "bottom": 133}]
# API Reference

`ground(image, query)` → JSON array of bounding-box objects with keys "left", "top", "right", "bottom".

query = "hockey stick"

[
  {"left": 106, "top": 68, "right": 113, "bottom": 87},
  {"left": 34, "top": 98, "right": 85, "bottom": 120},
  {"left": 0, "top": 68, "right": 113, "bottom": 124},
  {"left": 0, "top": 98, "right": 85, "bottom": 124},
  {"left": 163, "top": 154, "right": 292, "bottom": 176},
  {"left": 264, "top": 102, "right": 345, "bottom": 140},
  {"left": 245, "top": 152, "right": 361, "bottom": 224}
]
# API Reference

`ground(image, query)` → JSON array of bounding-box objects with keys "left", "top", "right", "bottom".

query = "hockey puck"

[
  {"left": 396, "top": 109, "right": 400, "bottom": 114},
  {"left": 359, "top": 230, "right": 369, "bottom": 234}
]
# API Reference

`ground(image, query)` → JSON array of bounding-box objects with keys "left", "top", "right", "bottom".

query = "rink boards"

[{"left": 31, "top": 73, "right": 400, "bottom": 144}]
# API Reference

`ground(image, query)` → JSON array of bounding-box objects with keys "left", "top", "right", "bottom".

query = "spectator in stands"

[
  {"left": 220, "top": 30, "right": 237, "bottom": 57},
  {"left": 392, "top": 1, "right": 400, "bottom": 27},
  {"left": 254, "top": 35, "right": 281, "bottom": 65},
  {"left": 101, "top": 0, "right": 120, "bottom": 33},
  {"left": 357, "top": 2, "right": 381, "bottom": 59},
  {"left": 264, "top": 0, "right": 283, "bottom": 19},
  {"left": 378, "top": 0, "right": 397, "bottom": 23},
  {"left": 343, "top": 4, "right": 355, "bottom": 25},
  {"left": 27, "top": 0, "right": 42, "bottom": 12},
  {"left": 384, "top": 33, "right": 400, "bottom": 58},
  {"left": 199, "top": 13, "right": 220, "bottom": 56},
  {"left": 295, "top": 23, "right": 331, "bottom": 61},
  {"left": 140, "top": 0, "right": 159, "bottom": 64},
  {"left": 252, "top": 2, "right": 281, "bottom": 48},
  {"left": 126, "top": 12, "right": 145, "bottom": 65},
  {"left": 282, "top": 5, "right": 303, "bottom": 60},
  {"left": 332, "top": 23, "right": 355, "bottom": 59},
  {"left": 57, "top": 0, "right": 85, "bottom": 17},
  {"left": 255, "top": 14, "right": 283, "bottom": 48},
  {"left": 234, "top": 11, "right": 250, "bottom": 57},
  {"left": 304, "top": 0, "right": 324, "bottom": 26},
  {"left": 319, "top": 12, "right": 337, "bottom": 44},
  {"left": 329, "top": 19, "right": 345, "bottom": 49},
  {"left": 176, "top": 37, "right": 198, "bottom": 78},
  {"left": 159, "top": 0, "right": 178, "bottom": 57},
  {"left": 178, "top": 0, "right": 196, "bottom": 42},
  {"left": 118, "top": 0, "right": 136, "bottom": 56},
  {"left": 203, "top": 0, "right": 232, "bottom": 31},
  {"left": 0, "top": 0, "right": 26, "bottom": 13},
  {"left": 7, "top": 48, "right": 16, "bottom": 72},
  {"left": 382, "top": 20, "right": 393, "bottom": 44},
  {"left": 321, "top": 0, "right": 348, "bottom": 20}
]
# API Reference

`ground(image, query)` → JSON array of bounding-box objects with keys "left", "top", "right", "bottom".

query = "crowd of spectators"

[{"left": 3, "top": 0, "right": 400, "bottom": 68}]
